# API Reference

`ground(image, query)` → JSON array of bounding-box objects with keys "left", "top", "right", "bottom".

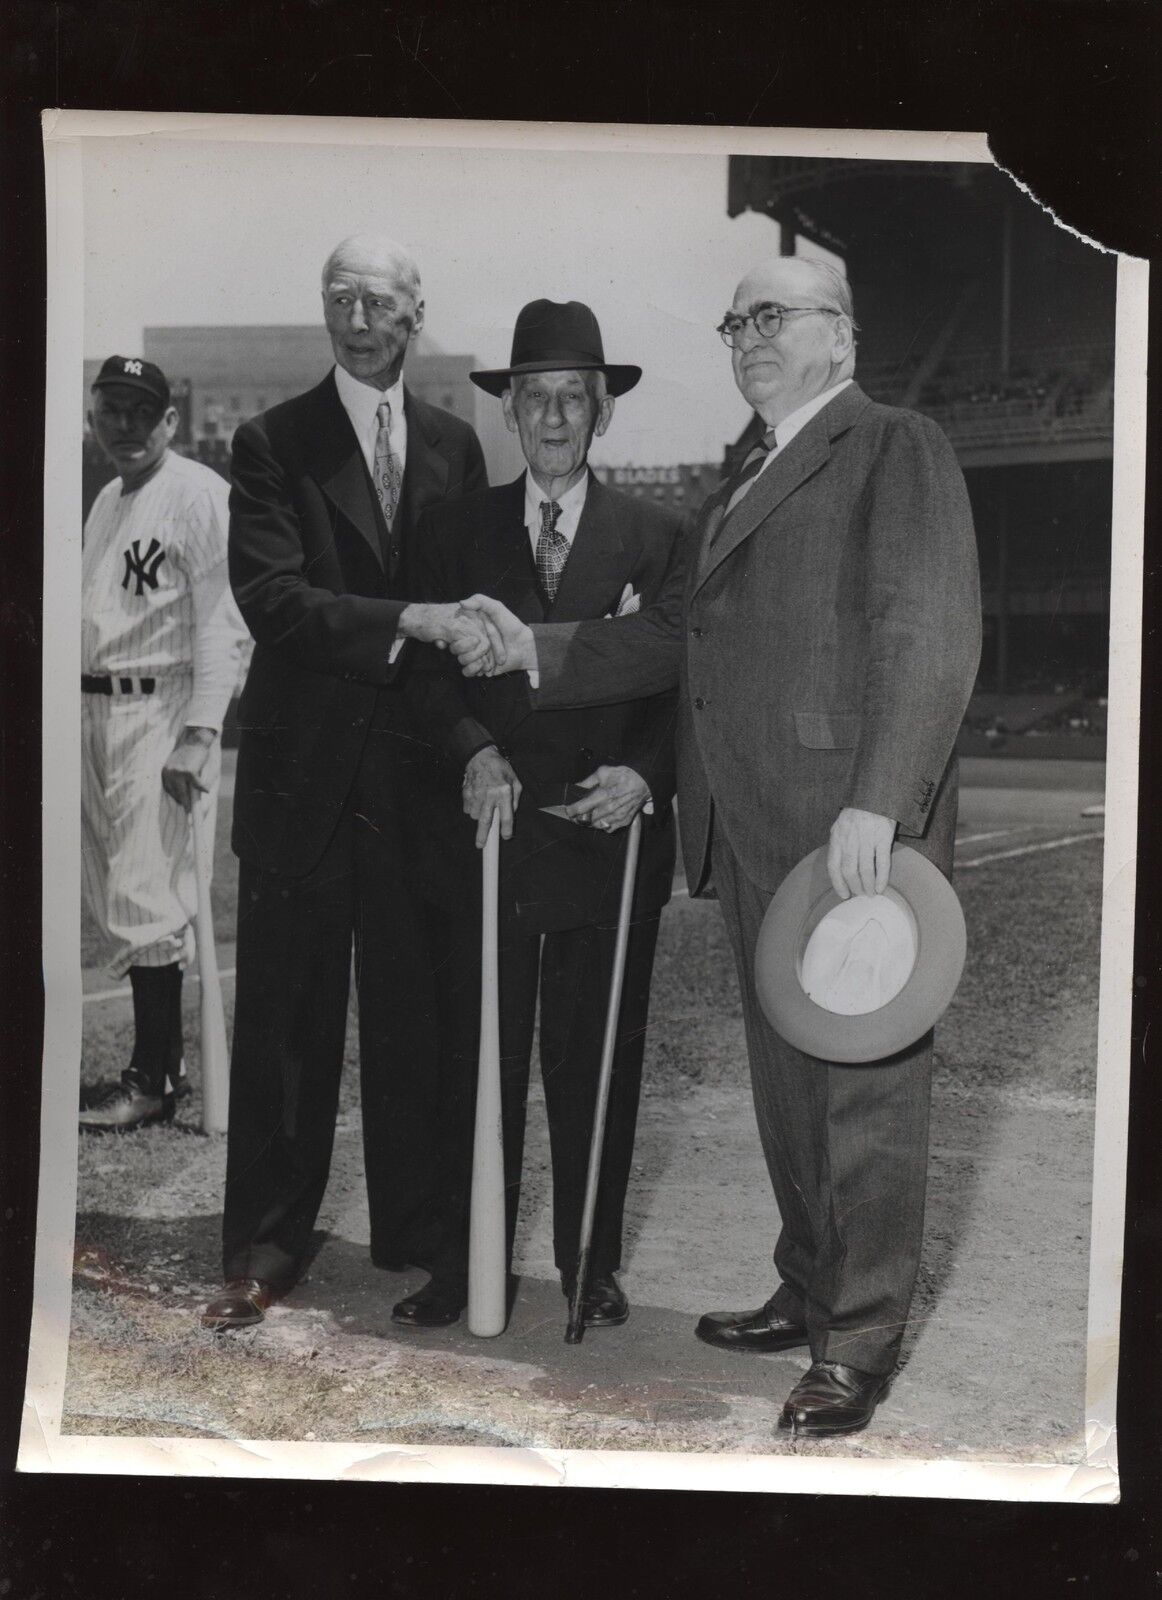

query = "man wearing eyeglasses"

[{"left": 462, "top": 256, "right": 981, "bottom": 1437}]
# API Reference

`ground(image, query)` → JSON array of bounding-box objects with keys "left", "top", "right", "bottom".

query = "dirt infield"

[{"left": 66, "top": 761, "right": 1105, "bottom": 1463}]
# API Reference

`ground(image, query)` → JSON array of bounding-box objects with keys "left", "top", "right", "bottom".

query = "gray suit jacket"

[{"left": 531, "top": 383, "right": 981, "bottom": 894}]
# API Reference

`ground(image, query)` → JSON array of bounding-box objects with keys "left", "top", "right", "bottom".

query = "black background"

[{"left": 2, "top": 2, "right": 1159, "bottom": 1595}]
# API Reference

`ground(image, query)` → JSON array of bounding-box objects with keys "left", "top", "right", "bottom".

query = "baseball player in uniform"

[{"left": 80, "top": 356, "right": 250, "bottom": 1133}]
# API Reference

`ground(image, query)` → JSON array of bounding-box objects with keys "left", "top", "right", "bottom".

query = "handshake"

[{"left": 399, "top": 596, "right": 536, "bottom": 679}]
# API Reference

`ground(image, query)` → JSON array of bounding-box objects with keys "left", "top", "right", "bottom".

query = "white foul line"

[{"left": 959, "top": 832, "right": 1104, "bottom": 870}]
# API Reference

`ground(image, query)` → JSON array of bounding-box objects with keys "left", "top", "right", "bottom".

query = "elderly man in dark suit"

[
  {"left": 390, "top": 301, "right": 682, "bottom": 1331},
  {"left": 465, "top": 259, "right": 981, "bottom": 1435},
  {"left": 202, "top": 235, "right": 493, "bottom": 1331}
]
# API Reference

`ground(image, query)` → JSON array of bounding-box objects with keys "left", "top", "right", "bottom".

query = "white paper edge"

[
  {"left": 21, "top": 113, "right": 1138, "bottom": 1507},
  {"left": 1081, "top": 254, "right": 1149, "bottom": 1480}
]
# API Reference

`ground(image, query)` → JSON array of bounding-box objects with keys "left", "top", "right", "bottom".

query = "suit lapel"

[
  {"left": 475, "top": 478, "right": 544, "bottom": 745},
  {"left": 486, "top": 476, "right": 544, "bottom": 620},
  {"left": 692, "top": 382, "right": 870, "bottom": 596},
  {"left": 307, "top": 371, "right": 387, "bottom": 571},
  {"left": 550, "top": 474, "right": 629, "bottom": 622},
  {"left": 401, "top": 389, "right": 450, "bottom": 533}
]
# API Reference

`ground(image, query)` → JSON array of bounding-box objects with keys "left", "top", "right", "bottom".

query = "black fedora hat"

[
  {"left": 754, "top": 845, "right": 967, "bottom": 1064},
  {"left": 470, "top": 299, "right": 642, "bottom": 397}
]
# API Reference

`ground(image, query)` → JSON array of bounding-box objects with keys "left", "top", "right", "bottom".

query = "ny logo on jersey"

[
  {"left": 122, "top": 538, "right": 166, "bottom": 596},
  {"left": 123, "top": 359, "right": 144, "bottom": 376}
]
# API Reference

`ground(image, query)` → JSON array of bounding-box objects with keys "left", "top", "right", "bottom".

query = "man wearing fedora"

[
  {"left": 390, "top": 300, "right": 682, "bottom": 1331},
  {"left": 464, "top": 259, "right": 981, "bottom": 1435}
]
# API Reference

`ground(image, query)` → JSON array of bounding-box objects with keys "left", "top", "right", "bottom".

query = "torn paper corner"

[{"left": 985, "top": 141, "right": 1124, "bottom": 258}]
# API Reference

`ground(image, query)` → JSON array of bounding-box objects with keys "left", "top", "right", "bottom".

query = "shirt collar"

[
  {"left": 333, "top": 361, "right": 405, "bottom": 426},
  {"left": 772, "top": 377, "right": 854, "bottom": 450},
  {"left": 523, "top": 468, "right": 590, "bottom": 524}
]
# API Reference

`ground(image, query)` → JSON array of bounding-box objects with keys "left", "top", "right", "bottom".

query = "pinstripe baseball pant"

[{"left": 81, "top": 678, "right": 221, "bottom": 979}]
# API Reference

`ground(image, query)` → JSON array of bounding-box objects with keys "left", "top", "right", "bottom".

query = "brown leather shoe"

[
  {"left": 201, "top": 1279, "right": 280, "bottom": 1331},
  {"left": 777, "top": 1361, "right": 892, "bottom": 1437}
]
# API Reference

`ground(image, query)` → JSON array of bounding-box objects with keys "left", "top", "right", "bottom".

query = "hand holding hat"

[{"left": 755, "top": 843, "right": 967, "bottom": 1064}]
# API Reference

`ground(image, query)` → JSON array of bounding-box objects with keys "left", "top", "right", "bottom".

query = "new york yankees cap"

[{"left": 92, "top": 355, "right": 171, "bottom": 407}]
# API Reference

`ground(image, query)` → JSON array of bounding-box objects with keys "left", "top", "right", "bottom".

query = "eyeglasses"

[{"left": 716, "top": 304, "right": 843, "bottom": 348}]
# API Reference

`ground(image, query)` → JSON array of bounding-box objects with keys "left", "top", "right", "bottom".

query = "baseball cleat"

[{"left": 78, "top": 1076, "right": 175, "bottom": 1132}]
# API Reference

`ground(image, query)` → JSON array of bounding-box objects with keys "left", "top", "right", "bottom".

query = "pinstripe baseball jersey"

[{"left": 82, "top": 449, "right": 250, "bottom": 729}]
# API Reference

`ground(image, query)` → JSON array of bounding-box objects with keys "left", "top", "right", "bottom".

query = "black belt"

[{"left": 81, "top": 675, "right": 157, "bottom": 695}]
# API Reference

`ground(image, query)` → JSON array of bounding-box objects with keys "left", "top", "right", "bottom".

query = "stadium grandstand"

[{"left": 726, "top": 157, "right": 1116, "bottom": 754}]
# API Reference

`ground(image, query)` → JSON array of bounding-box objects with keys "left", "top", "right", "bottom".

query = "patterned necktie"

[
  {"left": 535, "top": 499, "right": 569, "bottom": 602},
  {"left": 373, "top": 399, "right": 404, "bottom": 532}
]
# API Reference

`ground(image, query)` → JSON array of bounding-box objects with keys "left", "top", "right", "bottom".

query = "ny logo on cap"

[{"left": 123, "top": 359, "right": 143, "bottom": 376}]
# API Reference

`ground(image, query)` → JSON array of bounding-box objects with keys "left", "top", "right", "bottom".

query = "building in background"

[
  {"left": 591, "top": 462, "right": 719, "bottom": 519},
  {"left": 82, "top": 327, "right": 527, "bottom": 512}
]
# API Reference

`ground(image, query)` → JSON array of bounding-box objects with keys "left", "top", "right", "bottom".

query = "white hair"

[
  {"left": 320, "top": 235, "right": 422, "bottom": 300},
  {"left": 796, "top": 258, "right": 857, "bottom": 328}
]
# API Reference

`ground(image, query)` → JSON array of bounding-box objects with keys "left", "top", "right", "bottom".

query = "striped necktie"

[
  {"left": 373, "top": 399, "right": 403, "bottom": 532},
  {"left": 721, "top": 426, "right": 779, "bottom": 518},
  {"left": 535, "top": 499, "right": 569, "bottom": 601}
]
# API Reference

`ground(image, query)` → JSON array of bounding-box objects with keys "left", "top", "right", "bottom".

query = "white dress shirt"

[
  {"left": 333, "top": 361, "right": 408, "bottom": 478},
  {"left": 754, "top": 377, "right": 853, "bottom": 483},
  {"left": 522, "top": 469, "right": 589, "bottom": 559},
  {"left": 520, "top": 471, "right": 588, "bottom": 689}
]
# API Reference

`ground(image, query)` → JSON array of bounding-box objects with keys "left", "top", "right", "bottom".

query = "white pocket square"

[{"left": 605, "top": 583, "right": 640, "bottom": 619}]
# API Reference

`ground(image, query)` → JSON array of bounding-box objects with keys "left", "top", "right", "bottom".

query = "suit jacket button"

[
  {"left": 691, "top": 626, "right": 704, "bottom": 639},
  {"left": 694, "top": 696, "right": 707, "bottom": 710}
]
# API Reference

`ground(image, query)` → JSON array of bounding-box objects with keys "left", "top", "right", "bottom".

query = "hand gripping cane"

[
  {"left": 468, "top": 811, "right": 506, "bottom": 1336},
  {"left": 565, "top": 811, "right": 643, "bottom": 1344}
]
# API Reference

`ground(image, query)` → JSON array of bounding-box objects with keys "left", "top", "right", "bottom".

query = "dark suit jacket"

[
  {"left": 531, "top": 384, "right": 982, "bottom": 893},
  {"left": 413, "top": 472, "right": 681, "bottom": 934},
  {"left": 228, "top": 370, "right": 487, "bottom": 876}
]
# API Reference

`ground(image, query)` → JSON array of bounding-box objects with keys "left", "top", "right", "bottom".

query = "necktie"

[
  {"left": 535, "top": 499, "right": 569, "bottom": 602},
  {"left": 721, "top": 426, "right": 779, "bottom": 518},
  {"left": 373, "top": 399, "right": 403, "bottom": 533}
]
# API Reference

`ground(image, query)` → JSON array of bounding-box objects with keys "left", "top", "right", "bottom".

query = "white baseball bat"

[
  {"left": 468, "top": 812, "right": 506, "bottom": 1336},
  {"left": 190, "top": 800, "right": 229, "bottom": 1134}
]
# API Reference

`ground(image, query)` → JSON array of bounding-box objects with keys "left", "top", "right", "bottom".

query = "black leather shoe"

[
  {"left": 392, "top": 1279, "right": 467, "bottom": 1328},
  {"left": 561, "top": 1273, "right": 629, "bottom": 1328},
  {"left": 777, "top": 1361, "right": 892, "bottom": 1437},
  {"left": 695, "top": 1298, "right": 808, "bottom": 1353},
  {"left": 81, "top": 1063, "right": 190, "bottom": 1120},
  {"left": 79, "top": 1077, "right": 174, "bottom": 1132},
  {"left": 201, "top": 1278, "right": 281, "bottom": 1331}
]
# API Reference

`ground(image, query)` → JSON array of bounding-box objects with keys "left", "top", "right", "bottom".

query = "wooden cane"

[
  {"left": 565, "top": 811, "right": 643, "bottom": 1344},
  {"left": 468, "top": 812, "right": 506, "bottom": 1336}
]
